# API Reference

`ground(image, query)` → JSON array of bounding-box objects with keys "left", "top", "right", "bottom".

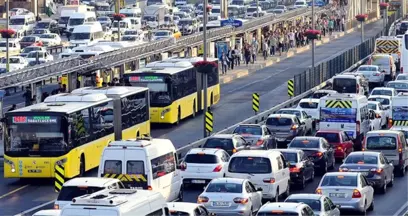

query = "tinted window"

[
  {"left": 91, "top": 101, "right": 114, "bottom": 139},
  {"left": 366, "top": 136, "right": 397, "bottom": 150},
  {"left": 358, "top": 66, "right": 377, "bottom": 71},
  {"left": 299, "top": 102, "right": 319, "bottom": 109},
  {"left": 169, "top": 211, "right": 189, "bottom": 216},
  {"left": 185, "top": 154, "right": 219, "bottom": 164},
  {"left": 311, "top": 92, "right": 329, "bottom": 98},
  {"left": 315, "top": 132, "right": 340, "bottom": 143},
  {"left": 368, "top": 97, "right": 390, "bottom": 105},
  {"left": 371, "top": 89, "right": 393, "bottom": 96},
  {"left": 104, "top": 160, "right": 122, "bottom": 174},
  {"left": 321, "top": 175, "right": 358, "bottom": 186},
  {"left": 344, "top": 154, "right": 378, "bottom": 164},
  {"left": 228, "top": 157, "right": 271, "bottom": 173},
  {"left": 281, "top": 152, "right": 298, "bottom": 163},
  {"left": 151, "top": 152, "right": 176, "bottom": 179},
  {"left": 126, "top": 161, "right": 145, "bottom": 174},
  {"left": 257, "top": 213, "right": 298, "bottom": 216},
  {"left": 121, "top": 91, "right": 149, "bottom": 130},
  {"left": 266, "top": 117, "right": 293, "bottom": 126},
  {"left": 289, "top": 139, "right": 320, "bottom": 148},
  {"left": 206, "top": 182, "right": 242, "bottom": 193},
  {"left": 368, "top": 103, "right": 377, "bottom": 110},
  {"left": 57, "top": 186, "right": 104, "bottom": 201},
  {"left": 333, "top": 78, "right": 357, "bottom": 93},
  {"left": 387, "top": 82, "right": 408, "bottom": 90},
  {"left": 277, "top": 110, "right": 301, "bottom": 118},
  {"left": 203, "top": 138, "right": 234, "bottom": 150},
  {"left": 233, "top": 126, "right": 262, "bottom": 135},
  {"left": 285, "top": 199, "right": 321, "bottom": 211}
]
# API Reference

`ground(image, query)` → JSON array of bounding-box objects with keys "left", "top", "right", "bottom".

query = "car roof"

[
  {"left": 368, "top": 95, "right": 391, "bottom": 99},
  {"left": 279, "top": 149, "right": 302, "bottom": 154},
  {"left": 287, "top": 193, "right": 323, "bottom": 200},
  {"left": 63, "top": 177, "right": 119, "bottom": 187},
  {"left": 210, "top": 177, "right": 245, "bottom": 184},
  {"left": 211, "top": 134, "right": 235, "bottom": 139},
  {"left": 372, "top": 87, "right": 394, "bottom": 91},
  {"left": 299, "top": 98, "right": 320, "bottom": 103},
  {"left": 347, "top": 151, "right": 380, "bottom": 157},
  {"left": 167, "top": 202, "right": 202, "bottom": 211},
  {"left": 359, "top": 65, "right": 378, "bottom": 68},
  {"left": 233, "top": 149, "right": 282, "bottom": 158},
  {"left": 293, "top": 136, "right": 321, "bottom": 141},
  {"left": 324, "top": 172, "right": 359, "bottom": 177},
  {"left": 316, "top": 129, "right": 342, "bottom": 133},
  {"left": 268, "top": 113, "right": 297, "bottom": 118},
  {"left": 368, "top": 101, "right": 381, "bottom": 104},
  {"left": 278, "top": 108, "right": 300, "bottom": 112},
  {"left": 390, "top": 126, "right": 408, "bottom": 131},
  {"left": 367, "top": 130, "right": 401, "bottom": 135},
  {"left": 187, "top": 148, "right": 223, "bottom": 155},
  {"left": 237, "top": 123, "right": 261, "bottom": 127},
  {"left": 259, "top": 202, "right": 306, "bottom": 212}
]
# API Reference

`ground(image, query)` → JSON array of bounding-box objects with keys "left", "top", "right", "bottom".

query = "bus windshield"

[{"left": 5, "top": 114, "right": 70, "bottom": 157}]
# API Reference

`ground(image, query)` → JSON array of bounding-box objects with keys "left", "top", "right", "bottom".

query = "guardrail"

[
  {"left": 0, "top": 8, "right": 327, "bottom": 90},
  {"left": 46, "top": 45, "right": 64, "bottom": 55}
]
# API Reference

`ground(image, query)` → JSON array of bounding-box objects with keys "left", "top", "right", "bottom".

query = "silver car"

[
  {"left": 198, "top": 178, "right": 263, "bottom": 216},
  {"left": 356, "top": 65, "right": 385, "bottom": 86},
  {"left": 276, "top": 108, "right": 313, "bottom": 134},
  {"left": 339, "top": 151, "right": 394, "bottom": 194},
  {"left": 284, "top": 194, "right": 340, "bottom": 216},
  {"left": 316, "top": 172, "right": 374, "bottom": 214},
  {"left": 232, "top": 124, "right": 276, "bottom": 149}
]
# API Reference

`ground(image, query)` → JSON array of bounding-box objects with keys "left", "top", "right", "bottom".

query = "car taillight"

[
  {"left": 388, "top": 119, "right": 393, "bottom": 128},
  {"left": 352, "top": 189, "right": 362, "bottom": 198},
  {"left": 339, "top": 167, "right": 349, "bottom": 172},
  {"left": 313, "top": 152, "right": 323, "bottom": 157},
  {"left": 54, "top": 204, "right": 59, "bottom": 209},
  {"left": 315, "top": 188, "right": 322, "bottom": 194},
  {"left": 198, "top": 196, "right": 209, "bottom": 203},
  {"left": 180, "top": 162, "right": 187, "bottom": 171},
  {"left": 256, "top": 139, "right": 264, "bottom": 146},
  {"left": 147, "top": 186, "right": 153, "bottom": 190},
  {"left": 263, "top": 178, "right": 275, "bottom": 183},
  {"left": 291, "top": 124, "right": 298, "bottom": 130},
  {"left": 370, "top": 168, "right": 383, "bottom": 174},
  {"left": 289, "top": 167, "right": 300, "bottom": 173},
  {"left": 232, "top": 148, "right": 237, "bottom": 153},
  {"left": 356, "top": 121, "right": 360, "bottom": 134},
  {"left": 356, "top": 84, "right": 359, "bottom": 93},
  {"left": 233, "top": 197, "right": 248, "bottom": 204},
  {"left": 213, "top": 164, "right": 223, "bottom": 172}
]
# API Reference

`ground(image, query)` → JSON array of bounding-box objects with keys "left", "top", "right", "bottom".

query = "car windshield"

[
  {"left": 281, "top": 152, "right": 298, "bottom": 163},
  {"left": 368, "top": 103, "right": 377, "bottom": 110},
  {"left": 97, "top": 17, "right": 109, "bottom": 21},
  {"left": 10, "top": 18, "right": 25, "bottom": 25},
  {"left": 40, "top": 34, "right": 55, "bottom": 39},
  {"left": 212, "top": 8, "right": 221, "bottom": 13},
  {"left": 143, "top": 16, "right": 156, "bottom": 21},
  {"left": 122, "top": 36, "right": 136, "bottom": 41},
  {"left": 285, "top": 199, "right": 321, "bottom": 211},
  {"left": 184, "top": 153, "right": 219, "bottom": 164},
  {"left": 289, "top": 139, "right": 320, "bottom": 148},
  {"left": 1, "top": 57, "right": 20, "bottom": 64},
  {"left": 179, "top": 20, "right": 193, "bottom": 25},
  {"left": 368, "top": 97, "right": 390, "bottom": 105},
  {"left": 397, "top": 75, "right": 408, "bottom": 80},
  {"left": 27, "top": 52, "right": 45, "bottom": 58},
  {"left": 344, "top": 154, "right": 378, "bottom": 164},
  {"left": 124, "top": 30, "right": 137, "bottom": 35},
  {"left": 203, "top": 138, "right": 234, "bottom": 150},
  {"left": 72, "top": 33, "right": 91, "bottom": 40},
  {"left": 371, "top": 89, "right": 392, "bottom": 96},
  {"left": 247, "top": 7, "right": 257, "bottom": 13},
  {"left": 69, "top": 18, "right": 85, "bottom": 26},
  {"left": 22, "top": 47, "right": 40, "bottom": 53},
  {"left": 277, "top": 110, "right": 301, "bottom": 118},
  {"left": 321, "top": 175, "right": 358, "bottom": 187},
  {"left": 366, "top": 136, "right": 397, "bottom": 150},
  {"left": 36, "top": 22, "right": 50, "bottom": 28},
  {"left": 315, "top": 132, "right": 340, "bottom": 143},
  {"left": 206, "top": 182, "right": 242, "bottom": 193},
  {"left": 358, "top": 66, "right": 377, "bottom": 71},
  {"left": 155, "top": 31, "right": 169, "bottom": 36},
  {"left": 333, "top": 78, "right": 357, "bottom": 93},
  {"left": 57, "top": 186, "right": 105, "bottom": 201},
  {"left": 295, "top": 2, "right": 305, "bottom": 5},
  {"left": 233, "top": 126, "right": 262, "bottom": 136},
  {"left": 387, "top": 82, "right": 408, "bottom": 90},
  {"left": 299, "top": 102, "right": 319, "bottom": 109},
  {"left": 266, "top": 117, "right": 293, "bottom": 126},
  {"left": 21, "top": 37, "right": 36, "bottom": 42},
  {"left": 228, "top": 156, "right": 272, "bottom": 174}
]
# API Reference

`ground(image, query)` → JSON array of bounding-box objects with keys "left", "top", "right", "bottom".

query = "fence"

[{"left": 294, "top": 9, "right": 401, "bottom": 96}]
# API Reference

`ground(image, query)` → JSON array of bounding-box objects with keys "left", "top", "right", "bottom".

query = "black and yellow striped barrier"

[
  {"left": 205, "top": 111, "right": 213, "bottom": 133},
  {"left": 376, "top": 40, "right": 399, "bottom": 54},
  {"left": 54, "top": 164, "right": 65, "bottom": 192},
  {"left": 325, "top": 100, "right": 353, "bottom": 108},
  {"left": 288, "top": 80, "right": 294, "bottom": 97},
  {"left": 252, "top": 93, "right": 260, "bottom": 113},
  {"left": 102, "top": 173, "right": 147, "bottom": 182},
  {"left": 393, "top": 120, "right": 408, "bottom": 126}
]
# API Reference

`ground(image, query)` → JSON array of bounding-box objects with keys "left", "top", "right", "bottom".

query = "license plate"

[
  {"left": 213, "top": 201, "right": 229, "bottom": 207},
  {"left": 191, "top": 180, "right": 205, "bottom": 184},
  {"left": 329, "top": 193, "right": 345, "bottom": 198}
]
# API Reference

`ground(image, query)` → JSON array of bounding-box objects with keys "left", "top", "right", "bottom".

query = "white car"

[
  {"left": 296, "top": 98, "right": 320, "bottom": 121},
  {"left": 20, "top": 46, "right": 47, "bottom": 57},
  {"left": 167, "top": 203, "right": 210, "bottom": 216},
  {"left": 293, "top": 0, "right": 308, "bottom": 8},
  {"left": 390, "top": 126, "right": 408, "bottom": 142},
  {"left": 368, "top": 95, "right": 392, "bottom": 118},
  {"left": 26, "top": 51, "right": 54, "bottom": 66},
  {"left": 356, "top": 65, "right": 385, "bottom": 86},
  {"left": 369, "top": 109, "right": 382, "bottom": 130},
  {"left": 396, "top": 73, "right": 408, "bottom": 81},
  {"left": 370, "top": 87, "right": 398, "bottom": 97},
  {"left": 0, "top": 56, "right": 28, "bottom": 73},
  {"left": 316, "top": 172, "right": 374, "bottom": 214},
  {"left": 0, "top": 40, "right": 20, "bottom": 52},
  {"left": 367, "top": 101, "right": 387, "bottom": 128},
  {"left": 152, "top": 30, "right": 173, "bottom": 40},
  {"left": 10, "top": 8, "right": 33, "bottom": 16},
  {"left": 284, "top": 194, "right": 341, "bottom": 216},
  {"left": 198, "top": 178, "right": 263, "bottom": 216},
  {"left": 39, "top": 33, "right": 62, "bottom": 46},
  {"left": 181, "top": 148, "right": 229, "bottom": 186},
  {"left": 33, "top": 210, "right": 61, "bottom": 216}
]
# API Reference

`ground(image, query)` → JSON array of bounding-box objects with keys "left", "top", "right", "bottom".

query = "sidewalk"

[{"left": 219, "top": 18, "right": 378, "bottom": 84}]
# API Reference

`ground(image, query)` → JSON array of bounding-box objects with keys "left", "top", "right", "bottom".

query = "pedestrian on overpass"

[{"left": 23, "top": 88, "right": 32, "bottom": 107}]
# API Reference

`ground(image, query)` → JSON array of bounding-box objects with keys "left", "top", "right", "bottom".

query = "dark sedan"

[
  {"left": 339, "top": 151, "right": 394, "bottom": 194},
  {"left": 280, "top": 149, "right": 315, "bottom": 189}
]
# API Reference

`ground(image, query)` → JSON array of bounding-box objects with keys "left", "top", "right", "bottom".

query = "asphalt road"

[{"left": 0, "top": 19, "right": 400, "bottom": 216}]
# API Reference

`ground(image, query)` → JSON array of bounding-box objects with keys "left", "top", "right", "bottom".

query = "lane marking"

[
  {"left": 393, "top": 201, "right": 408, "bottom": 216},
  {"left": 14, "top": 199, "right": 56, "bottom": 216},
  {"left": 0, "top": 184, "right": 29, "bottom": 200}
]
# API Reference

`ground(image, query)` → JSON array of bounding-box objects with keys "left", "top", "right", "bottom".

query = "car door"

[
  {"left": 262, "top": 126, "right": 274, "bottom": 148},
  {"left": 246, "top": 181, "right": 262, "bottom": 210},
  {"left": 302, "top": 111, "right": 313, "bottom": 131},
  {"left": 279, "top": 154, "right": 290, "bottom": 191},
  {"left": 294, "top": 117, "right": 305, "bottom": 135},
  {"left": 322, "top": 139, "right": 334, "bottom": 166},
  {"left": 360, "top": 175, "right": 374, "bottom": 205},
  {"left": 379, "top": 154, "right": 392, "bottom": 184},
  {"left": 341, "top": 131, "right": 354, "bottom": 155},
  {"left": 326, "top": 197, "right": 340, "bottom": 216}
]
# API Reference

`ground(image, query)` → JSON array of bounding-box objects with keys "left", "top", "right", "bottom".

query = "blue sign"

[
  {"left": 220, "top": 18, "right": 243, "bottom": 27},
  {"left": 392, "top": 106, "right": 408, "bottom": 120},
  {"left": 216, "top": 41, "right": 229, "bottom": 61},
  {"left": 320, "top": 108, "right": 357, "bottom": 123}
]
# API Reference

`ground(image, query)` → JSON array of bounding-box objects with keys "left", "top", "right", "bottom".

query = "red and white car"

[{"left": 315, "top": 130, "right": 354, "bottom": 162}]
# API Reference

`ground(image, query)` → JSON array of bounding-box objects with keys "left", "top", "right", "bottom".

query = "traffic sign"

[
  {"left": 288, "top": 79, "right": 294, "bottom": 97},
  {"left": 220, "top": 18, "right": 243, "bottom": 27},
  {"left": 252, "top": 93, "right": 260, "bottom": 113}
]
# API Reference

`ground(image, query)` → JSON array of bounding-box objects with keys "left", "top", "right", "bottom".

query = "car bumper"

[
  {"left": 206, "top": 207, "right": 252, "bottom": 216},
  {"left": 368, "top": 77, "right": 383, "bottom": 83},
  {"left": 366, "top": 175, "right": 385, "bottom": 188},
  {"left": 275, "top": 135, "right": 294, "bottom": 143},
  {"left": 290, "top": 172, "right": 305, "bottom": 183},
  {"left": 333, "top": 198, "right": 365, "bottom": 212},
  {"left": 334, "top": 149, "right": 346, "bottom": 159},
  {"left": 181, "top": 172, "right": 224, "bottom": 185}
]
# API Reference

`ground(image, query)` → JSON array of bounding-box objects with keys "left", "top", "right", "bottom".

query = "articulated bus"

[
  {"left": 122, "top": 57, "right": 220, "bottom": 124},
  {"left": 3, "top": 89, "right": 150, "bottom": 178}
]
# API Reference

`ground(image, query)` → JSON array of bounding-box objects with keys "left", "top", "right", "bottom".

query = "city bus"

[
  {"left": 3, "top": 90, "right": 149, "bottom": 178},
  {"left": 122, "top": 57, "right": 220, "bottom": 124}
]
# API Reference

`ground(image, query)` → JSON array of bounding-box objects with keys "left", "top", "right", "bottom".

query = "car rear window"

[
  {"left": 387, "top": 82, "right": 408, "bottom": 90},
  {"left": 320, "top": 175, "right": 357, "bottom": 187},
  {"left": 57, "top": 186, "right": 105, "bottom": 201},
  {"left": 299, "top": 102, "right": 319, "bottom": 109},
  {"left": 285, "top": 199, "right": 321, "bottom": 211},
  {"left": 370, "top": 89, "right": 393, "bottom": 96},
  {"left": 366, "top": 136, "right": 397, "bottom": 150},
  {"left": 289, "top": 139, "right": 320, "bottom": 148},
  {"left": 358, "top": 66, "right": 377, "bottom": 71},
  {"left": 185, "top": 153, "right": 219, "bottom": 164},
  {"left": 206, "top": 182, "right": 243, "bottom": 193},
  {"left": 228, "top": 157, "right": 271, "bottom": 174},
  {"left": 396, "top": 75, "right": 408, "bottom": 80},
  {"left": 104, "top": 160, "right": 122, "bottom": 174},
  {"left": 276, "top": 110, "right": 301, "bottom": 118},
  {"left": 233, "top": 126, "right": 262, "bottom": 135},
  {"left": 281, "top": 152, "right": 298, "bottom": 163},
  {"left": 333, "top": 78, "right": 357, "bottom": 93},
  {"left": 368, "top": 97, "right": 390, "bottom": 105},
  {"left": 315, "top": 132, "right": 340, "bottom": 143},
  {"left": 266, "top": 117, "right": 293, "bottom": 126},
  {"left": 126, "top": 161, "right": 144, "bottom": 174},
  {"left": 203, "top": 138, "right": 234, "bottom": 150},
  {"left": 344, "top": 155, "right": 378, "bottom": 164}
]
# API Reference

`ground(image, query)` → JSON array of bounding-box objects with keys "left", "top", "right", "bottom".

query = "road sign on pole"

[
  {"left": 205, "top": 111, "right": 213, "bottom": 134},
  {"left": 252, "top": 93, "right": 260, "bottom": 114},
  {"left": 288, "top": 79, "right": 294, "bottom": 97}
]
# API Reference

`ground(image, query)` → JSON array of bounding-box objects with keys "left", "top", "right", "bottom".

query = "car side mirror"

[
  {"left": 176, "top": 164, "right": 181, "bottom": 169},
  {"left": 336, "top": 204, "right": 341, "bottom": 208},
  {"left": 257, "top": 187, "right": 263, "bottom": 191},
  {"left": 209, "top": 213, "right": 217, "bottom": 216}
]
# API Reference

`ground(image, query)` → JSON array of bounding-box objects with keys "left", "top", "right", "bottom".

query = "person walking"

[
  {"left": 269, "top": 34, "right": 276, "bottom": 56},
  {"left": 227, "top": 48, "right": 235, "bottom": 70},
  {"left": 244, "top": 45, "right": 251, "bottom": 66},
  {"left": 234, "top": 45, "right": 241, "bottom": 66},
  {"left": 262, "top": 39, "right": 269, "bottom": 60},
  {"left": 221, "top": 51, "right": 228, "bottom": 74}
]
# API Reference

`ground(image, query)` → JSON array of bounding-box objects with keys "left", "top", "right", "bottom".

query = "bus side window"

[
  {"left": 90, "top": 101, "right": 114, "bottom": 139},
  {"left": 69, "top": 109, "right": 92, "bottom": 146}
]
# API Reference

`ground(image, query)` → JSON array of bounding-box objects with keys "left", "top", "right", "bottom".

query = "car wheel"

[
  {"left": 388, "top": 173, "right": 394, "bottom": 187},
  {"left": 283, "top": 183, "right": 290, "bottom": 198},
  {"left": 367, "top": 199, "right": 374, "bottom": 211},
  {"left": 378, "top": 181, "right": 387, "bottom": 194},
  {"left": 300, "top": 175, "right": 306, "bottom": 189},
  {"left": 309, "top": 170, "right": 315, "bottom": 181},
  {"left": 178, "top": 185, "right": 184, "bottom": 201}
]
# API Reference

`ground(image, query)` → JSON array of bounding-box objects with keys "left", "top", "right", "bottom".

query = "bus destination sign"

[
  {"left": 129, "top": 76, "right": 164, "bottom": 82},
  {"left": 12, "top": 116, "right": 58, "bottom": 124}
]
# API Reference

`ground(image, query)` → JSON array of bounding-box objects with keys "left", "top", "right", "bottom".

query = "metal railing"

[{"left": 0, "top": 8, "right": 328, "bottom": 90}]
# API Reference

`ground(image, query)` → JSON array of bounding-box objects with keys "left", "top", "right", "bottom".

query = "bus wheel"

[
  {"left": 176, "top": 107, "right": 181, "bottom": 125},
  {"left": 79, "top": 155, "right": 85, "bottom": 177},
  {"left": 192, "top": 102, "right": 196, "bottom": 118}
]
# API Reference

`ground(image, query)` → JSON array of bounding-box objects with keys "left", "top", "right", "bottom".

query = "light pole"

[
  {"left": 361, "top": 0, "right": 364, "bottom": 42},
  {"left": 5, "top": 0, "right": 9, "bottom": 73},
  {"left": 203, "top": 0, "right": 208, "bottom": 138},
  {"left": 382, "top": 0, "right": 386, "bottom": 35},
  {"left": 311, "top": 0, "right": 315, "bottom": 77},
  {"left": 256, "top": 0, "right": 259, "bottom": 18}
]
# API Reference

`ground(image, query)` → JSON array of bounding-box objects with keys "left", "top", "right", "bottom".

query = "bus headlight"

[
  {"left": 161, "top": 108, "right": 171, "bottom": 119},
  {"left": 56, "top": 158, "right": 67, "bottom": 166},
  {"left": 4, "top": 158, "right": 15, "bottom": 172}
]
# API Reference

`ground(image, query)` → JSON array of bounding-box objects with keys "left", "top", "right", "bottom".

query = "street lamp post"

[
  {"left": 311, "top": 0, "right": 315, "bottom": 77},
  {"left": 5, "top": 0, "right": 9, "bottom": 73},
  {"left": 256, "top": 0, "right": 259, "bottom": 18},
  {"left": 361, "top": 0, "right": 364, "bottom": 42},
  {"left": 203, "top": 0, "right": 208, "bottom": 138}
]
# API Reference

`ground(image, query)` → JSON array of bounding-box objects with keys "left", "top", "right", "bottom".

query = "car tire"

[
  {"left": 178, "top": 185, "right": 184, "bottom": 201},
  {"left": 388, "top": 173, "right": 394, "bottom": 187},
  {"left": 378, "top": 181, "right": 387, "bottom": 194},
  {"left": 300, "top": 175, "right": 306, "bottom": 189},
  {"left": 367, "top": 199, "right": 374, "bottom": 211},
  {"left": 283, "top": 183, "right": 290, "bottom": 198},
  {"left": 309, "top": 170, "right": 315, "bottom": 182}
]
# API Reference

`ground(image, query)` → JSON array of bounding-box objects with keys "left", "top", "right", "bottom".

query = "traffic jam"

[{"left": 22, "top": 34, "right": 408, "bottom": 216}]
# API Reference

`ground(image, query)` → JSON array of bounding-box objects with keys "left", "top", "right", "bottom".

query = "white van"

[
  {"left": 33, "top": 210, "right": 61, "bottom": 216},
  {"left": 60, "top": 189, "right": 168, "bottom": 216},
  {"left": 112, "top": 19, "right": 132, "bottom": 34},
  {"left": 319, "top": 94, "right": 371, "bottom": 150},
  {"left": 70, "top": 22, "right": 104, "bottom": 47},
  {"left": 120, "top": 7, "right": 142, "bottom": 18},
  {"left": 9, "top": 14, "right": 36, "bottom": 35},
  {"left": 332, "top": 73, "right": 367, "bottom": 95},
  {"left": 54, "top": 177, "right": 125, "bottom": 210},
  {"left": 226, "top": 150, "right": 290, "bottom": 201},
  {"left": 67, "top": 12, "right": 97, "bottom": 33},
  {"left": 98, "top": 137, "right": 183, "bottom": 202}
]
